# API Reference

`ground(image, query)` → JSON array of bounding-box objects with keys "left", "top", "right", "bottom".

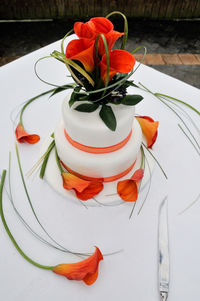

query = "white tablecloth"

[{"left": 0, "top": 35, "right": 200, "bottom": 300}]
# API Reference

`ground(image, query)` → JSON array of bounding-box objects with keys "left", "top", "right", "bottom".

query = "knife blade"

[{"left": 158, "top": 197, "right": 169, "bottom": 301}]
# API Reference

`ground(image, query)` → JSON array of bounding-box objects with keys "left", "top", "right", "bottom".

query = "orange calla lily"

[
  {"left": 53, "top": 247, "right": 103, "bottom": 285},
  {"left": 136, "top": 116, "right": 159, "bottom": 148},
  {"left": 15, "top": 123, "right": 40, "bottom": 144},
  {"left": 74, "top": 17, "right": 123, "bottom": 56},
  {"left": 98, "top": 30, "right": 124, "bottom": 57},
  {"left": 99, "top": 49, "right": 135, "bottom": 84},
  {"left": 65, "top": 39, "right": 95, "bottom": 72},
  {"left": 117, "top": 168, "right": 144, "bottom": 202},
  {"left": 62, "top": 172, "right": 103, "bottom": 200},
  {"left": 62, "top": 172, "right": 90, "bottom": 193},
  {"left": 74, "top": 17, "right": 113, "bottom": 39}
]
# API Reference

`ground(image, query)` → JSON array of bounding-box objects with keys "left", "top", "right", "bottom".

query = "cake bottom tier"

[{"left": 54, "top": 118, "right": 142, "bottom": 180}]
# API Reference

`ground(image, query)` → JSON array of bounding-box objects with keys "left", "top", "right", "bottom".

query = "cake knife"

[{"left": 158, "top": 197, "right": 169, "bottom": 301}]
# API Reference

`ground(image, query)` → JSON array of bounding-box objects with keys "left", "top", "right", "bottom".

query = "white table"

[{"left": 0, "top": 35, "right": 200, "bottom": 300}]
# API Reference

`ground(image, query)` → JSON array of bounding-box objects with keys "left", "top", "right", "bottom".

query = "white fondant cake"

[{"left": 54, "top": 94, "right": 143, "bottom": 180}]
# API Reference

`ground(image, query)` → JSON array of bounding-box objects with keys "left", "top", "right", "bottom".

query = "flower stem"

[
  {"left": 55, "top": 147, "right": 64, "bottom": 173},
  {"left": 40, "top": 140, "right": 55, "bottom": 179},
  {"left": 140, "top": 146, "right": 145, "bottom": 169},
  {"left": 0, "top": 170, "right": 54, "bottom": 270}
]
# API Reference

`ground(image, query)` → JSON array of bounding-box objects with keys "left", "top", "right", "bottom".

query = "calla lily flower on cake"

[
  {"left": 55, "top": 148, "right": 103, "bottom": 200},
  {"left": 117, "top": 168, "right": 144, "bottom": 202},
  {"left": 136, "top": 116, "right": 159, "bottom": 148},
  {"left": 50, "top": 12, "right": 144, "bottom": 131}
]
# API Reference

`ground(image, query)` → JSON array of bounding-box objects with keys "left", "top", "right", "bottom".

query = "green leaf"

[
  {"left": 49, "top": 85, "right": 73, "bottom": 98},
  {"left": 75, "top": 103, "right": 99, "bottom": 113},
  {"left": 121, "top": 95, "right": 143, "bottom": 105},
  {"left": 69, "top": 86, "right": 82, "bottom": 107},
  {"left": 99, "top": 105, "right": 117, "bottom": 131},
  {"left": 124, "top": 80, "right": 139, "bottom": 88}
]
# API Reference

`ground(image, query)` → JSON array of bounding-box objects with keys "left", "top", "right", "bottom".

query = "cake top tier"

[{"left": 62, "top": 94, "right": 135, "bottom": 148}]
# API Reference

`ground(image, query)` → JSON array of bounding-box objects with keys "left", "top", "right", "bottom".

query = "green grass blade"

[{"left": 0, "top": 169, "right": 53, "bottom": 270}]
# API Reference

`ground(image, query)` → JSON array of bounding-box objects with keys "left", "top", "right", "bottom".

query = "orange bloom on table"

[
  {"left": 99, "top": 49, "right": 135, "bottom": 84},
  {"left": 74, "top": 17, "right": 123, "bottom": 56},
  {"left": 117, "top": 168, "right": 144, "bottom": 202},
  {"left": 136, "top": 116, "right": 159, "bottom": 148},
  {"left": 61, "top": 172, "right": 103, "bottom": 201},
  {"left": 66, "top": 39, "right": 95, "bottom": 73},
  {"left": 53, "top": 247, "right": 103, "bottom": 285},
  {"left": 15, "top": 123, "right": 40, "bottom": 144}
]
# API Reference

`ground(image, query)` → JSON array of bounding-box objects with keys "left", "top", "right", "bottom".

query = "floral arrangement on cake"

[
  {"left": 1, "top": 11, "right": 199, "bottom": 289},
  {"left": 49, "top": 12, "right": 144, "bottom": 131}
]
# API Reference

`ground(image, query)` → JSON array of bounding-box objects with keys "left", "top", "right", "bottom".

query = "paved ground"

[{"left": 0, "top": 19, "right": 199, "bottom": 88}]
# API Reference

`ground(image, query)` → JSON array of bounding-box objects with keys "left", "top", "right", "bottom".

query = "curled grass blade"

[
  {"left": 138, "top": 82, "right": 200, "bottom": 154},
  {"left": 165, "top": 97, "right": 200, "bottom": 136},
  {"left": 51, "top": 51, "right": 95, "bottom": 87},
  {"left": 142, "top": 143, "right": 168, "bottom": 179},
  {"left": 95, "top": 34, "right": 110, "bottom": 89},
  {"left": 6, "top": 154, "right": 88, "bottom": 257},
  {"left": 179, "top": 193, "right": 200, "bottom": 215},
  {"left": 137, "top": 147, "right": 152, "bottom": 215},
  {"left": 19, "top": 88, "right": 55, "bottom": 126},
  {"left": 0, "top": 169, "right": 54, "bottom": 270},
  {"left": 61, "top": 28, "right": 74, "bottom": 54},
  {"left": 178, "top": 124, "right": 200, "bottom": 156},
  {"left": 155, "top": 93, "right": 200, "bottom": 116},
  {"left": 106, "top": 11, "right": 128, "bottom": 50},
  {"left": 15, "top": 144, "right": 89, "bottom": 255},
  {"left": 129, "top": 147, "right": 145, "bottom": 219},
  {"left": 34, "top": 56, "right": 67, "bottom": 88}
]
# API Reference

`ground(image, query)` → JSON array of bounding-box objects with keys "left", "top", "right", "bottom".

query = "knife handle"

[{"left": 160, "top": 292, "right": 168, "bottom": 301}]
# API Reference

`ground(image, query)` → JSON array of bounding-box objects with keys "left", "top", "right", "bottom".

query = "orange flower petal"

[
  {"left": 99, "top": 49, "right": 135, "bottom": 83},
  {"left": 66, "top": 38, "right": 95, "bottom": 72},
  {"left": 90, "top": 17, "right": 113, "bottom": 34},
  {"left": 62, "top": 172, "right": 90, "bottom": 193},
  {"left": 136, "top": 116, "right": 159, "bottom": 148},
  {"left": 131, "top": 168, "right": 144, "bottom": 181},
  {"left": 15, "top": 123, "right": 40, "bottom": 144},
  {"left": 109, "top": 49, "right": 135, "bottom": 73},
  {"left": 75, "top": 181, "right": 104, "bottom": 201},
  {"left": 53, "top": 247, "right": 103, "bottom": 285},
  {"left": 74, "top": 21, "right": 96, "bottom": 39},
  {"left": 83, "top": 265, "right": 99, "bottom": 285},
  {"left": 117, "top": 179, "right": 138, "bottom": 202},
  {"left": 75, "top": 17, "right": 113, "bottom": 39},
  {"left": 98, "top": 30, "right": 124, "bottom": 56}
]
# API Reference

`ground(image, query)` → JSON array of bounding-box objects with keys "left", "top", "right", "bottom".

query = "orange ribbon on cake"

[
  {"left": 61, "top": 160, "right": 136, "bottom": 183},
  {"left": 64, "top": 129, "right": 132, "bottom": 154}
]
